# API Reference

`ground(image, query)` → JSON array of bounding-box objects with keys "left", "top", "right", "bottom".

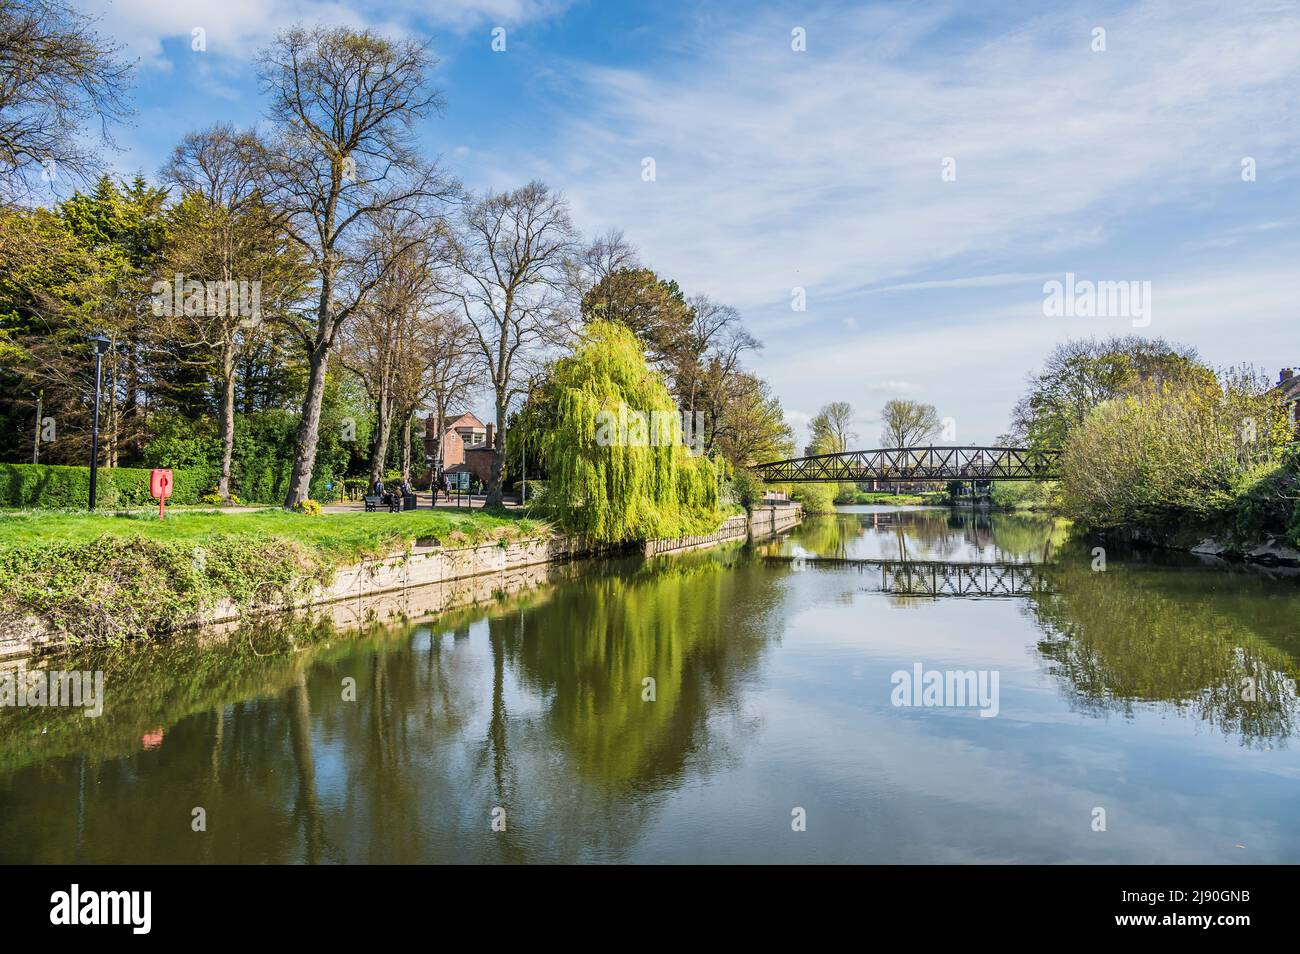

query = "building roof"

[
  {"left": 430, "top": 411, "right": 486, "bottom": 433},
  {"left": 1276, "top": 371, "right": 1300, "bottom": 400}
]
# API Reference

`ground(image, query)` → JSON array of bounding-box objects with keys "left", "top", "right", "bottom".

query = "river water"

[{"left": 2, "top": 506, "right": 1298, "bottom": 863}]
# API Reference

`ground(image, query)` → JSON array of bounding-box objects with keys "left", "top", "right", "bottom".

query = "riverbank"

[
  {"left": 10, "top": 507, "right": 1299, "bottom": 863},
  {"left": 0, "top": 503, "right": 802, "bottom": 658},
  {"left": 1093, "top": 523, "right": 1300, "bottom": 568}
]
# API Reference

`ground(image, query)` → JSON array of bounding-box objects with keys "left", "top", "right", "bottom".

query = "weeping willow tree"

[{"left": 542, "top": 320, "right": 721, "bottom": 542}]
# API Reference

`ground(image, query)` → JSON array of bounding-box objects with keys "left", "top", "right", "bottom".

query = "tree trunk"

[
  {"left": 430, "top": 395, "right": 447, "bottom": 496},
  {"left": 217, "top": 346, "right": 237, "bottom": 499},
  {"left": 284, "top": 342, "right": 330, "bottom": 508},
  {"left": 370, "top": 394, "right": 391, "bottom": 489},
  {"left": 486, "top": 393, "right": 507, "bottom": 507},
  {"left": 400, "top": 409, "right": 413, "bottom": 484}
]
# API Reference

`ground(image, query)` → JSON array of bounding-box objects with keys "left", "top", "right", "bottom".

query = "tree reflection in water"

[{"left": 3, "top": 509, "right": 1299, "bottom": 863}]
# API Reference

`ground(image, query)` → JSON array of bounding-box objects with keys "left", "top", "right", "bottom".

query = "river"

[{"left": 2, "top": 506, "right": 1298, "bottom": 863}]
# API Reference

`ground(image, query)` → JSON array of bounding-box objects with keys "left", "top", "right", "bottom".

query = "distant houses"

[
  {"left": 424, "top": 412, "right": 497, "bottom": 491},
  {"left": 1276, "top": 369, "right": 1300, "bottom": 438}
]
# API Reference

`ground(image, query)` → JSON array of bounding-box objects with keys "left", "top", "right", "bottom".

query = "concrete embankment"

[{"left": 3, "top": 504, "right": 803, "bottom": 659}]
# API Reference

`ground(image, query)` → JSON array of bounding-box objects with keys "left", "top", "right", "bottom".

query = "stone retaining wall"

[
  {"left": 4, "top": 504, "right": 803, "bottom": 659},
  {"left": 641, "top": 504, "right": 801, "bottom": 557}
]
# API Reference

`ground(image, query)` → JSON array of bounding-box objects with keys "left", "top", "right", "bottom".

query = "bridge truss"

[
  {"left": 752, "top": 446, "right": 1059, "bottom": 483},
  {"left": 762, "top": 556, "right": 1050, "bottom": 598}
]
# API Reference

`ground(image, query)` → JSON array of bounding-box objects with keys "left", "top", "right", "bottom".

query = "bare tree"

[
  {"left": 0, "top": 0, "right": 134, "bottom": 200},
  {"left": 676, "top": 294, "right": 758, "bottom": 427},
  {"left": 564, "top": 228, "right": 636, "bottom": 323},
  {"left": 880, "top": 398, "right": 941, "bottom": 448},
  {"left": 160, "top": 123, "right": 305, "bottom": 499},
  {"left": 417, "top": 310, "right": 482, "bottom": 493},
  {"left": 256, "top": 25, "right": 456, "bottom": 507},
  {"left": 809, "top": 401, "right": 856, "bottom": 453},
  {"left": 340, "top": 210, "right": 444, "bottom": 488},
  {"left": 451, "top": 182, "right": 577, "bottom": 507}
]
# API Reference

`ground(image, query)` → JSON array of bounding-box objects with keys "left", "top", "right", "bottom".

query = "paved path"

[{"left": 320, "top": 493, "right": 524, "bottom": 514}]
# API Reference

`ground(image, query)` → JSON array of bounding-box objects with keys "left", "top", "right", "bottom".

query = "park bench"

[{"left": 364, "top": 493, "right": 412, "bottom": 513}]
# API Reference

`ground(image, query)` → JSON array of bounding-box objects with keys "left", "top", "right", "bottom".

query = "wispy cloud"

[
  {"left": 83, "top": 0, "right": 573, "bottom": 67},
  {"left": 526, "top": 0, "right": 1300, "bottom": 312},
  {"left": 483, "top": 0, "right": 1300, "bottom": 442}
]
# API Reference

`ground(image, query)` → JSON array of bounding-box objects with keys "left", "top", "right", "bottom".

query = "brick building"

[
  {"left": 424, "top": 412, "right": 497, "bottom": 491},
  {"left": 1277, "top": 368, "right": 1300, "bottom": 437}
]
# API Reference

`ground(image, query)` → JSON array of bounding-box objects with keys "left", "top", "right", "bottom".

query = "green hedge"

[{"left": 0, "top": 464, "right": 210, "bottom": 509}]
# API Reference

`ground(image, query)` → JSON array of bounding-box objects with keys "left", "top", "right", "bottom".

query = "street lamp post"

[{"left": 87, "top": 331, "right": 111, "bottom": 512}]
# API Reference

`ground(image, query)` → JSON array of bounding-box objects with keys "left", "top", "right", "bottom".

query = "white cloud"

[
  {"left": 532, "top": 0, "right": 1300, "bottom": 313},
  {"left": 83, "top": 0, "right": 572, "bottom": 67},
  {"left": 483, "top": 0, "right": 1300, "bottom": 444},
  {"left": 762, "top": 256, "right": 1300, "bottom": 443}
]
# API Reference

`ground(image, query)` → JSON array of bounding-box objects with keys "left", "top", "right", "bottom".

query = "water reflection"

[
  {"left": 2, "top": 509, "right": 1299, "bottom": 863},
  {"left": 774, "top": 505, "right": 1067, "bottom": 563},
  {"left": 1031, "top": 556, "right": 1300, "bottom": 747}
]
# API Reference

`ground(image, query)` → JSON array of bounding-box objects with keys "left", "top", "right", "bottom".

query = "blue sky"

[{"left": 82, "top": 0, "right": 1300, "bottom": 446}]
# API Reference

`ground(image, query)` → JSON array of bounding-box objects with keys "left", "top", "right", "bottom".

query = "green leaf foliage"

[{"left": 540, "top": 320, "right": 721, "bottom": 543}]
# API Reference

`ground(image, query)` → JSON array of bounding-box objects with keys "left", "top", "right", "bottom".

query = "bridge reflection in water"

[{"left": 762, "top": 555, "right": 1050, "bottom": 598}]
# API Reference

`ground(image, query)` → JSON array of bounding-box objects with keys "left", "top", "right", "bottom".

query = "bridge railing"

[{"left": 752, "top": 445, "right": 1060, "bottom": 483}]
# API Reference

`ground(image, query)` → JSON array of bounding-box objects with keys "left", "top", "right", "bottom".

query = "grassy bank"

[
  {"left": 0, "top": 508, "right": 543, "bottom": 647},
  {"left": 835, "top": 490, "right": 944, "bottom": 506},
  {"left": 0, "top": 507, "right": 537, "bottom": 554}
]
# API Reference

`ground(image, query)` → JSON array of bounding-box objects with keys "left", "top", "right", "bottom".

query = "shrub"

[
  {"left": 0, "top": 463, "right": 208, "bottom": 509},
  {"left": 727, "top": 469, "right": 762, "bottom": 510},
  {"left": 791, "top": 482, "right": 836, "bottom": 514},
  {"left": 1222, "top": 447, "right": 1300, "bottom": 545},
  {"left": 989, "top": 480, "right": 1057, "bottom": 511},
  {"left": 296, "top": 499, "right": 322, "bottom": 516},
  {"left": 0, "top": 535, "right": 315, "bottom": 644},
  {"left": 1059, "top": 373, "right": 1291, "bottom": 532},
  {"left": 199, "top": 490, "right": 243, "bottom": 507}
]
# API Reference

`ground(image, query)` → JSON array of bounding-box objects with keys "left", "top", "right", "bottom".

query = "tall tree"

[
  {"left": 880, "top": 398, "right": 941, "bottom": 448},
  {"left": 160, "top": 124, "right": 304, "bottom": 498},
  {"left": 257, "top": 25, "right": 454, "bottom": 507},
  {"left": 451, "top": 181, "right": 577, "bottom": 507},
  {"left": 809, "top": 401, "right": 856, "bottom": 454},
  {"left": 0, "top": 202, "right": 90, "bottom": 460},
  {"left": 541, "top": 320, "right": 718, "bottom": 542},
  {"left": 1012, "top": 336, "right": 1209, "bottom": 450},
  {"left": 580, "top": 267, "right": 691, "bottom": 367},
  {"left": 418, "top": 310, "right": 482, "bottom": 491},
  {"left": 339, "top": 210, "right": 443, "bottom": 488},
  {"left": 36, "top": 177, "right": 166, "bottom": 466},
  {"left": 673, "top": 295, "right": 756, "bottom": 426},
  {"left": 0, "top": 0, "right": 133, "bottom": 200},
  {"left": 711, "top": 371, "right": 794, "bottom": 466}
]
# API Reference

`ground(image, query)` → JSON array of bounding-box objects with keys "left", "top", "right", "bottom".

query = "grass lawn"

[
  {"left": 0, "top": 506, "right": 545, "bottom": 563},
  {"left": 837, "top": 492, "right": 943, "bottom": 506}
]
